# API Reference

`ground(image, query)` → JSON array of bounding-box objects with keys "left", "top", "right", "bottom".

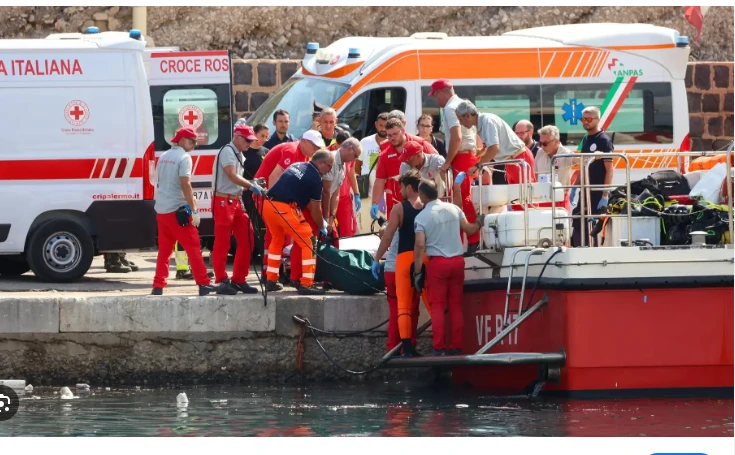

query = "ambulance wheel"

[
  {"left": 26, "top": 220, "right": 94, "bottom": 283},
  {"left": 0, "top": 255, "right": 31, "bottom": 276}
]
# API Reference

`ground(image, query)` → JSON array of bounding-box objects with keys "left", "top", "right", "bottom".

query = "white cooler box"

[
  {"left": 603, "top": 216, "right": 661, "bottom": 246},
  {"left": 471, "top": 182, "right": 565, "bottom": 209},
  {"left": 483, "top": 208, "right": 570, "bottom": 249}
]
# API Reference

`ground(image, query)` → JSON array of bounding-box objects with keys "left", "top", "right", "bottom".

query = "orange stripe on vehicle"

[
  {"left": 418, "top": 51, "right": 539, "bottom": 79},
  {"left": 578, "top": 51, "right": 597, "bottom": 78},
  {"left": 301, "top": 61, "right": 364, "bottom": 79},
  {"left": 592, "top": 51, "right": 611, "bottom": 77},
  {"left": 562, "top": 51, "right": 584, "bottom": 78},
  {"left": 543, "top": 51, "right": 572, "bottom": 78}
]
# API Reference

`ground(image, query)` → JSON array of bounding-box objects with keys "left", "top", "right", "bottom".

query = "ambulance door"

[{"left": 147, "top": 50, "right": 232, "bottom": 238}]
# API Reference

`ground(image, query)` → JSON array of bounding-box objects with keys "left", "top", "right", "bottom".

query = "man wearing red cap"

[
  {"left": 370, "top": 118, "right": 437, "bottom": 222},
  {"left": 152, "top": 127, "right": 215, "bottom": 296},
  {"left": 398, "top": 141, "right": 448, "bottom": 198},
  {"left": 254, "top": 130, "right": 325, "bottom": 288},
  {"left": 430, "top": 79, "right": 481, "bottom": 253},
  {"left": 210, "top": 124, "right": 266, "bottom": 295}
]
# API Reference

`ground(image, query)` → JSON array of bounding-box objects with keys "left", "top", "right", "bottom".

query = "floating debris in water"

[
  {"left": 60, "top": 387, "right": 74, "bottom": 400},
  {"left": 76, "top": 383, "right": 90, "bottom": 390},
  {"left": 24, "top": 384, "right": 33, "bottom": 392},
  {"left": 456, "top": 404, "right": 469, "bottom": 408},
  {"left": 177, "top": 392, "right": 189, "bottom": 406}
]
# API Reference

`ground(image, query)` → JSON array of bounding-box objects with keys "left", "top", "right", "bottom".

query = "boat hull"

[{"left": 454, "top": 284, "right": 734, "bottom": 396}]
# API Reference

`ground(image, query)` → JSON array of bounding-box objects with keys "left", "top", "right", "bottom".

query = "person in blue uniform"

[{"left": 571, "top": 106, "right": 614, "bottom": 247}]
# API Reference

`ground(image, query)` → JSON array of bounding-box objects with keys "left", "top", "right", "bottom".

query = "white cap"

[{"left": 302, "top": 129, "right": 326, "bottom": 148}]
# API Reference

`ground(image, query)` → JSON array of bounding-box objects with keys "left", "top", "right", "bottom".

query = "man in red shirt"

[
  {"left": 370, "top": 118, "right": 437, "bottom": 221},
  {"left": 254, "top": 130, "right": 325, "bottom": 281}
]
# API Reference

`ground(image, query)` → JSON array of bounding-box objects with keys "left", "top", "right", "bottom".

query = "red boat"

[{"left": 383, "top": 149, "right": 734, "bottom": 398}]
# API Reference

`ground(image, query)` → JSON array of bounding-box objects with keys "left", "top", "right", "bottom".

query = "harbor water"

[{"left": 1, "top": 381, "right": 732, "bottom": 437}]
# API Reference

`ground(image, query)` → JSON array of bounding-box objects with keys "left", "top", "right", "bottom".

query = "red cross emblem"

[
  {"left": 64, "top": 100, "right": 90, "bottom": 126},
  {"left": 179, "top": 105, "right": 204, "bottom": 129}
]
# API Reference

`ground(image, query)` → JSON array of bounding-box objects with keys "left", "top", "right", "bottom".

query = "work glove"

[
  {"left": 354, "top": 193, "right": 362, "bottom": 213},
  {"left": 410, "top": 262, "right": 425, "bottom": 293},
  {"left": 454, "top": 171, "right": 467, "bottom": 185},
  {"left": 319, "top": 218, "right": 328, "bottom": 240},
  {"left": 570, "top": 188, "right": 578, "bottom": 206},
  {"left": 250, "top": 183, "right": 264, "bottom": 196},
  {"left": 192, "top": 209, "right": 201, "bottom": 228},
  {"left": 597, "top": 196, "right": 609, "bottom": 211},
  {"left": 476, "top": 213, "right": 486, "bottom": 227},
  {"left": 370, "top": 203, "right": 380, "bottom": 220},
  {"left": 371, "top": 261, "right": 382, "bottom": 280}
]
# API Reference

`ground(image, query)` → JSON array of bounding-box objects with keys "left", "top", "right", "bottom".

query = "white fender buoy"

[{"left": 176, "top": 392, "right": 189, "bottom": 405}]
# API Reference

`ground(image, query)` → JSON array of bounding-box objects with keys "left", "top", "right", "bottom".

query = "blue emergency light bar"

[
  {"left": 129, "top": 29, "right": 142, "bottom": 40},
  {"left": 86, "top": 26, "right": 99, "bottom": 34},
  {"left": 306, "top": 42, "right": 319, "bottom": 54}
]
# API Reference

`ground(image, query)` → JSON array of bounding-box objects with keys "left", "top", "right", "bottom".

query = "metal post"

[
  {"left": 579, "top": 155, "right": 587, "bottom": 247},
  {"left": 726, "top": 142, "right": 734, "bottom": 244},
  {"left": 476, "top": 295, "right": 548, "bottom": 355},
  {"left": 132, "top": 7, "right": 147, "bottom": 36},
  {"left": 503, "top": 246, "right": 535, "bottom": 324},
  {"left": 517, "top": 248, "right": 547, "bottom": 318}
]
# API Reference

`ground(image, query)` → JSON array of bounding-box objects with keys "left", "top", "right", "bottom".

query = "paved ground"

[{"left": 0, "top": 251, "right": 272, "bottom": 298}]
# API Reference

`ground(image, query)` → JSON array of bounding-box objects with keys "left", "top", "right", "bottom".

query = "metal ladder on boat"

[{"left": 502, "top": 247, "right": 548, "bottom": 329}]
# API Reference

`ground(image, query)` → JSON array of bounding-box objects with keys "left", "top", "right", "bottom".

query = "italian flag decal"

[{"left": 577, "top": 75, "right": 638, "bottom": 150}]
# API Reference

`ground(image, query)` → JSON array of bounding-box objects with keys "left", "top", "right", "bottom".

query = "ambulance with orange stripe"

[{"left": 246, "top": 23, "right": 692, "bottom": 185}]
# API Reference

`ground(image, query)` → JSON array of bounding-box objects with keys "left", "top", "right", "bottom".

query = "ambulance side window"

[
  {"left": 421, "top": 85, "right": 541, "bottom": 141},
  {"left": 339, "top": 87, "right": 407, "bottom": 140},
  {"left": 541, "top": 82, "right": 673, "bottom": 146},
  {"left": 151, "top": 84, "right": 232, "bottom": 151}
]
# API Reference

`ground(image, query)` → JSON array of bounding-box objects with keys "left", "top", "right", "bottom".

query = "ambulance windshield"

[{"left": 246, "top": 77, "right": 349, "bottom": 139}]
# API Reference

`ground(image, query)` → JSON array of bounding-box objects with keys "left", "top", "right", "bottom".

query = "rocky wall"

[
  {"left": 686, "top": 62, "right": 734, "bottom": 151},
  {"left": 0, "top": 6, "right": 732, "bottom": 61}
]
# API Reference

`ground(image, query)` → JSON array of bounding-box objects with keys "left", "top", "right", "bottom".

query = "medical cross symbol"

[
  {"left": 70, "top": 105, "right": 85, "bottom": 120},
  {"left": 183, "top": 110, "right": 198, "bottom": 125},
  {"left": 562, "top": 99, "right": 585, "bottom": 126}
]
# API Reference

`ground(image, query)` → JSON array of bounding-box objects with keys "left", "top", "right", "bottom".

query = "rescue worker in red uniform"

[
  {"left": 413, "top": 177, "right": 484, "bottom": 356},
  {"left": 370, "top": 117, "right": 437, "bottom": 222},
  {"left": 323, "top": 136, "right": 362, "bottom": 238},
  {"left": 430, "top": 79, "right": 482, "bottom": 253},
  {"left": 254, "top": 130, "right": 325, "bottom": 282},
  {"left": 372, "top": 168, "right": 431, "bottom": 357},
  {"left": 262, "top": 150, "right": 335, "bottom": 295},
  {"left": 329, "top": 130, "right": 361, "bottom": 237},
  {"left": 151, "top": 127, "right": 215, "bottom": 296},
  {"left": 210, "top": 125, "right": 266, "bottom": 295}
]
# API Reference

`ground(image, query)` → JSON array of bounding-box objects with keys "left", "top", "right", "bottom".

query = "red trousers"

[
  {"left": 290, "top": 209, "right": 339, "bottom": 282},
  {"left": 153, "top": 212, "right": 211, "bottom": 288},
  {"left": 212, "top": 196, "right": 253, "bottom": 284},
  {"left": 336, "top": 177, "right": 357, "bottom": 237},
  {"left": 384, "top": 271, "right": 400, "bottom": 351},
  {"left": 451, "top": 153, "right": 480, "bottom": 245},
  {"left": 426, "top": 255, "right": 465, "bottom": 351},
  {"left": 505, "top": 148, "right": 537, "bottom": 184}
]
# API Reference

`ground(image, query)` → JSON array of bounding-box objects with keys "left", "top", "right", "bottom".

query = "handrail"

[
  {"left": 477, "top": 159, "right": 533, "bottom": 246},
  {"left": 725, "top": 143, "right": 733, "bottom": 244},
  {"left": 550, "top": 150, "right": 735, "bottom": 248}
]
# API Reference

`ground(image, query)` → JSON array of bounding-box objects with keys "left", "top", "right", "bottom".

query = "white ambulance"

[
  {"left": 143, "top": 47, "right": 234, "bottom": 252},
  {"left": 246, "top": 23, "right": 692, "bottom": 183},
  {"left": 0, "top": 30, "right": 157, "bottom": 282}
]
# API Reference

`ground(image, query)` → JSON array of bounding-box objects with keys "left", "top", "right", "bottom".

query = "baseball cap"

[
  {"left": 302, "top": 129, "right": 326, "bottom": 148},
  {"left": 171, "top": 127, "right": 197, "bottom": 143},
  {"left": 429, "top": 79, "right": 453, "bottom": 96},
  {"left": 234, "top": 125, "right": 257, "bottom": 141},
  {"left": 398, "top": 141, "right": 423, "bottom": 163}
]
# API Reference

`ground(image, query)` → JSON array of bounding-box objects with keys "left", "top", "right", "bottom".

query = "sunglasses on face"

[
  {"left": 581, "top": 117, "right": 598, "bottom": 123},
  {"left": 540, "top": 140, "right": 555, "bottom": 147},
  {"left": 418, "top": 124, "right": 432, "bottom": 128}
]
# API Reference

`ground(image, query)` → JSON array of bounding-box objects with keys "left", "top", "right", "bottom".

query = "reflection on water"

[{"left": 1, "top": 382, "right": 732, "bottom": 437}]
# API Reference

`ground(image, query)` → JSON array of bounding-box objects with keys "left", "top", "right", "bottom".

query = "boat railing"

[
  {"left": 550, "top": 147, "right": 734, "bottom": 247},
  {"left": 477, "top": 159, "right": 534, "bottom": 245}
]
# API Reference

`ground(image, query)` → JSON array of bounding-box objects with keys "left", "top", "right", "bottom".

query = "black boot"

[
  {"left": 105, "top": 253, "right": 131, "bottom": 273},
  {"left": 119, "top": 253, "right": 139, "bottom": 272},
  {"left": 151, "top": 287, "right": 163, "bottom": 296},
  {"left": 265, "top": 280, "right": 283, "bottom": 292},
  {"left": 398, "top": 339, "right": 420, "bottom": 358},
  {"left": 232, "top": 281, "right": 259, "bottom": 294},
  {"left": 215, "top": 278, "right": 239, "bottom": 295},
  {"left": 296, "top": 283, "right": 326, "bottom": 296},
  {"left": 198, "top": 284, "right": 216, "bottom": 296}
]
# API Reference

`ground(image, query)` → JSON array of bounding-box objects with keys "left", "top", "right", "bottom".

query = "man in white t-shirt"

[
  {"left": 357, "top": 112, "right": 389, "bottom": 198},
  {"left": 455, "top": 100, "right": 536, "bottom": 185}
]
